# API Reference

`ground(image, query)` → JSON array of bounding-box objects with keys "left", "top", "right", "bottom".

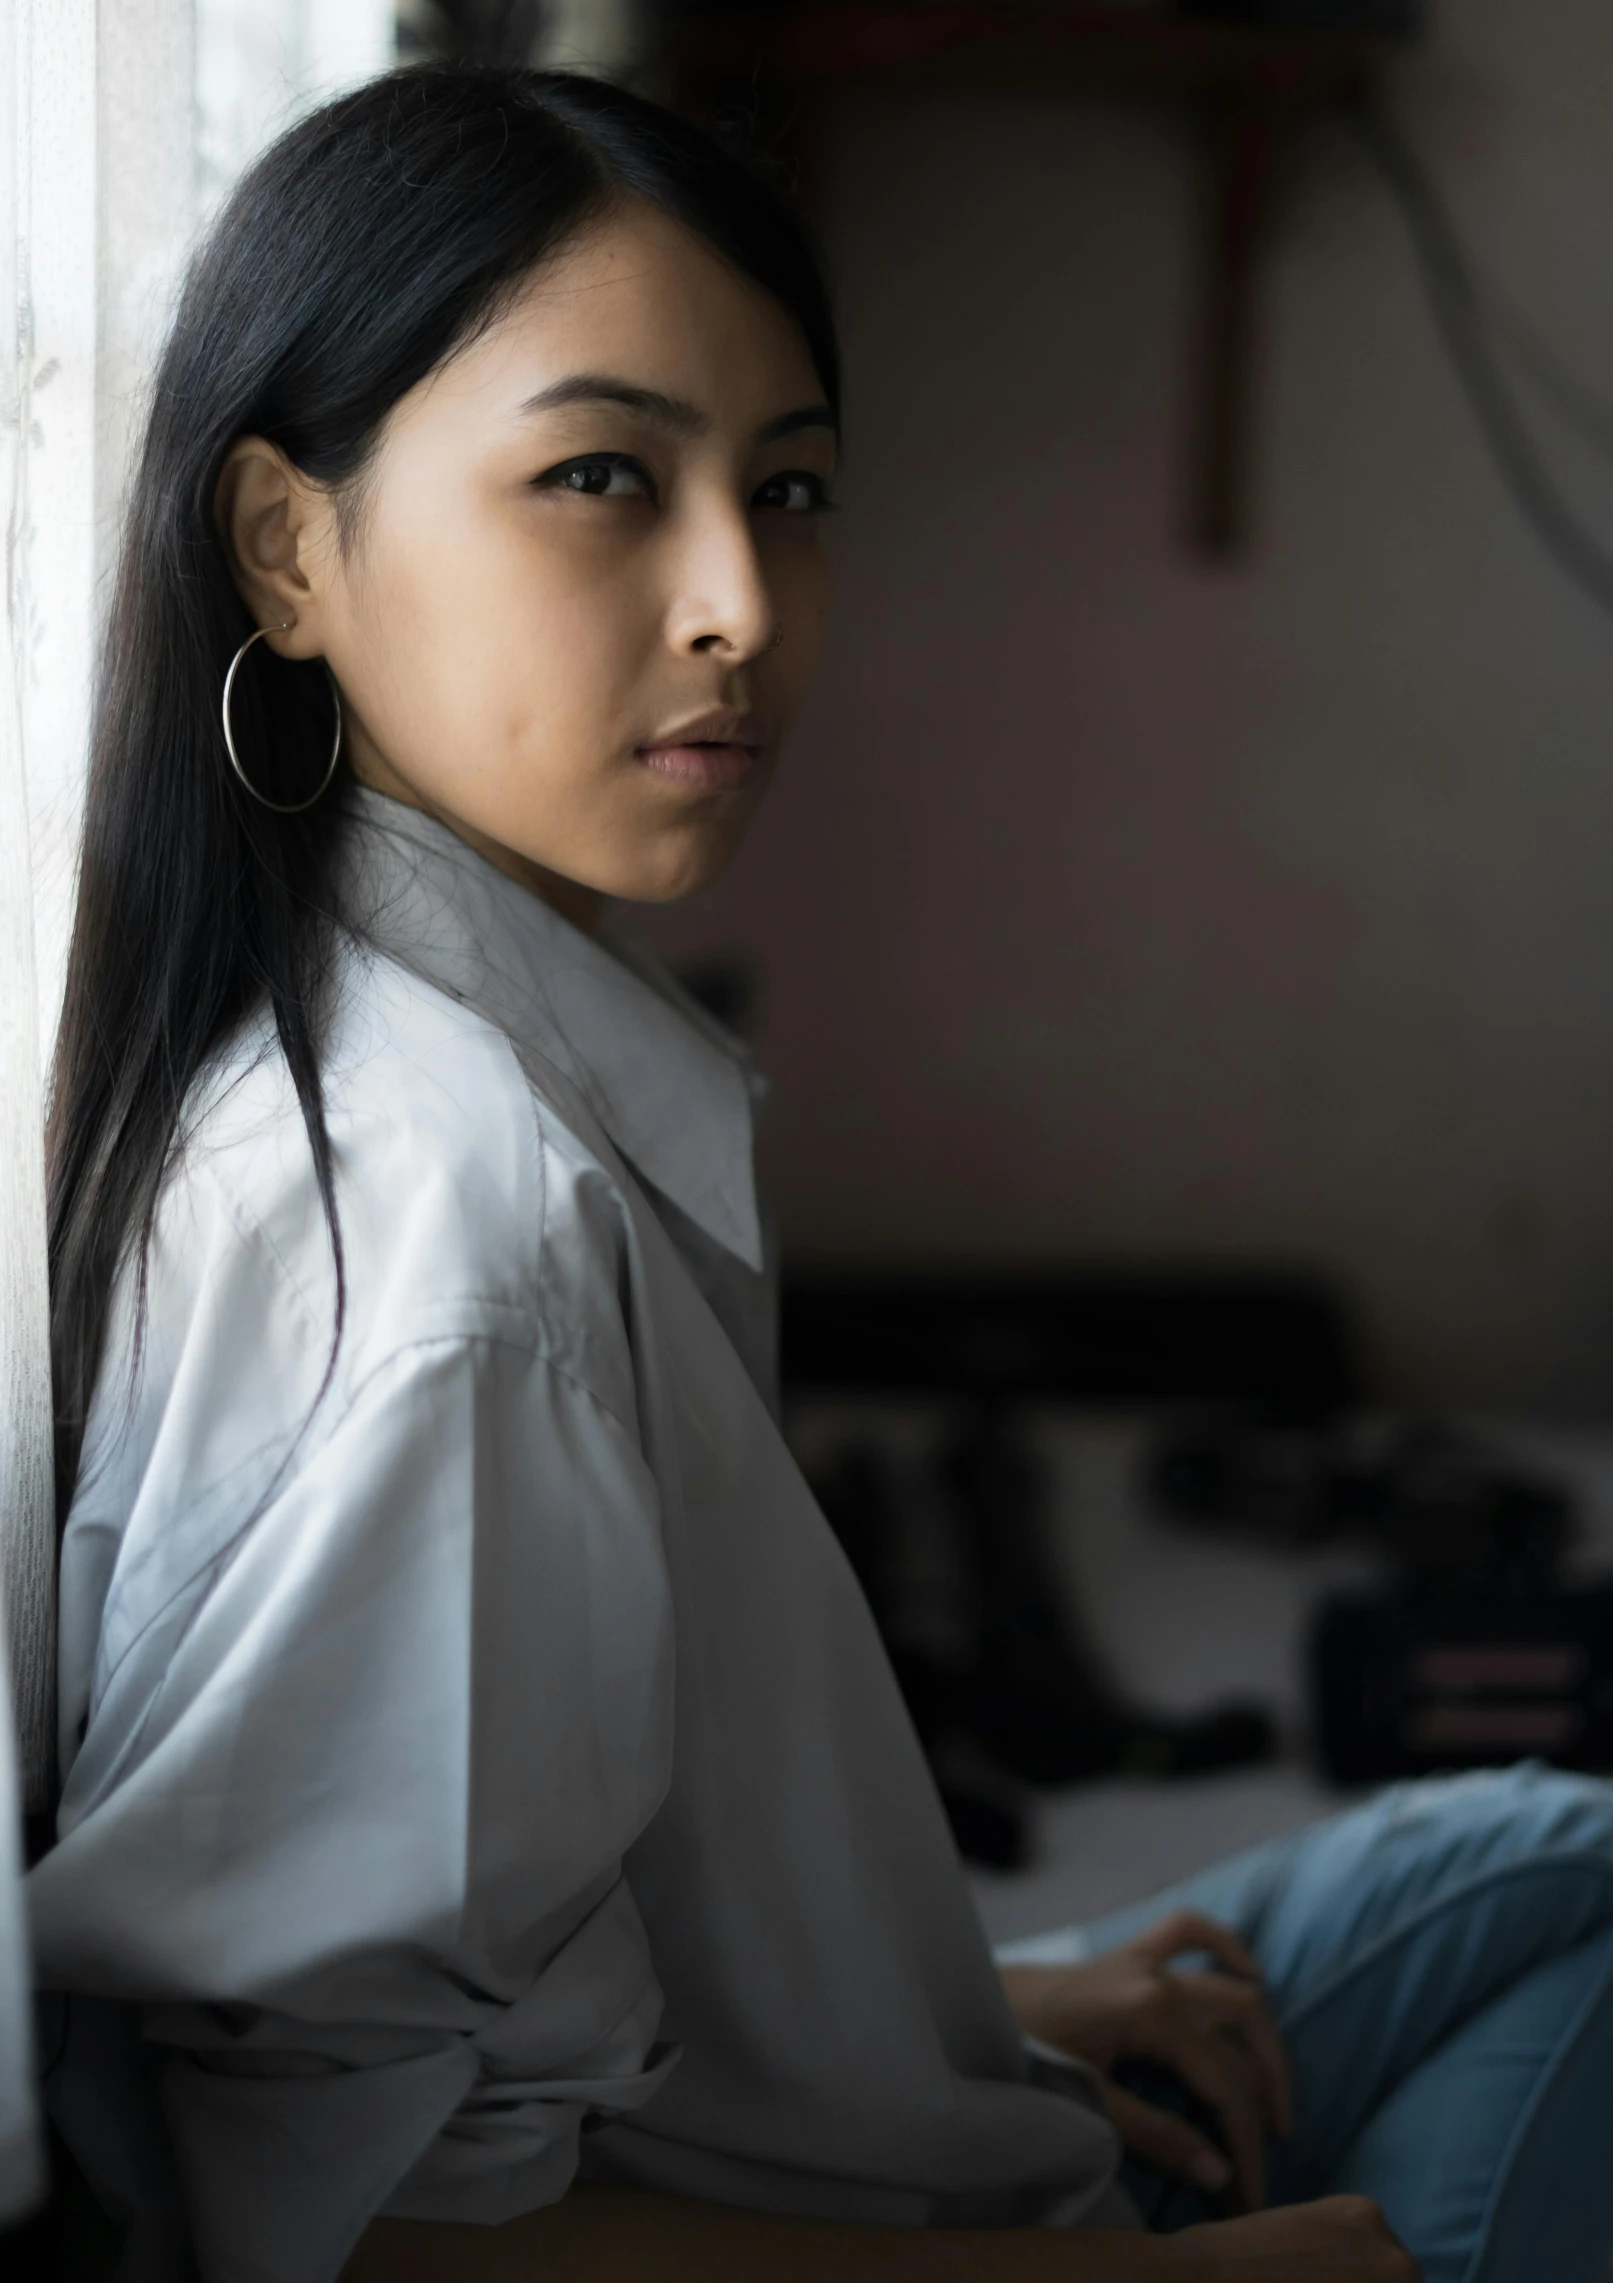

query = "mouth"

[{"left": 634, "top": 709, "right": 766, "bottom": 793}]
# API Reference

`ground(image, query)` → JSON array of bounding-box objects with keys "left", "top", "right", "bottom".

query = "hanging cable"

[
  {"left": 1355, "top": 105, "right": 1613, "bottom": 627},
  {"left": 1486, "top": 289, "right": 1613, "bottom": 469}
]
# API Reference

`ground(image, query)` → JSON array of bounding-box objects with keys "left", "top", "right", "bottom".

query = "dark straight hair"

[{"left": 47, "top": 64, "right": 839, "bottom": 1525}]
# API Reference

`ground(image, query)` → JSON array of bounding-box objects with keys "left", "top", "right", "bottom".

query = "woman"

[{"left": 29, "top": 63, "right": 1613, "bottom": 2283}]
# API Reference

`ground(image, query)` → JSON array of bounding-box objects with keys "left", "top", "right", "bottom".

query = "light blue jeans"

[{"left": 1003, "top": 1763, "right": 1613, "bottom": 2282}]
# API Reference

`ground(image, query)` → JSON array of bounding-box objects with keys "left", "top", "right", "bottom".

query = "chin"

[{"left": 620, "top": 821, "right": 753, "bottom": 906}]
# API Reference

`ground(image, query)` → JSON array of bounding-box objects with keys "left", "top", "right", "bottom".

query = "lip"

[{"left": 634, "top": 707, "right": 766, "bottom": 793}]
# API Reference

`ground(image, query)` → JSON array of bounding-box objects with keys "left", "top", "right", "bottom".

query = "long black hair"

[{"left": 48, "top": 64, "right": 839, "bottom": 1523}]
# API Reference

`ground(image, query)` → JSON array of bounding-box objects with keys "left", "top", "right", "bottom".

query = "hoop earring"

[{"left": 221, "top": 622, "right": 343, "bottom": 814}]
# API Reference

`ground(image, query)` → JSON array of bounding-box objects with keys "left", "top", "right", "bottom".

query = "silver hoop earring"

[
  {"left": 768, "top": 628, "right": 785, "bottom": 651},
  {"left": 221, "top": 622, "right": 343, "bottom": 814}
]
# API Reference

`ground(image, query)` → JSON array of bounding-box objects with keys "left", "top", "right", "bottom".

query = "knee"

[{"left": 1381, "top": 1762, "right": 1613, "bottom": 1861}]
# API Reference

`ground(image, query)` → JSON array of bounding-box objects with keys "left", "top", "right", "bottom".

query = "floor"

[{"left": 965, "top": 1410, "right": 1613, "bottom": 1947}]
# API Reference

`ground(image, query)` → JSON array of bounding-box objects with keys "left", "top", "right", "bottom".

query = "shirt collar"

[{"left": 342, "top": 788, "right": 765, "bottom": 1272}]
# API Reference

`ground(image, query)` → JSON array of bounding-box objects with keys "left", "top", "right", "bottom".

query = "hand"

[
  {"left": 1169, "top": 2196, "right": 1422, "bottom": 2282},
  {"left": 1001, "top": 1910, "right": 1293, "bottom": 2213}
]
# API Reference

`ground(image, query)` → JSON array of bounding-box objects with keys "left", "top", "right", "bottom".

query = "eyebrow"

[{"left": 516, "top": 373, "right": 837, "bottom": 448}]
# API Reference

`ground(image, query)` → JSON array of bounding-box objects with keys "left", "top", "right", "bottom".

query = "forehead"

[{"left": 416, "top": 199, "right": 823, "bottom": 429}]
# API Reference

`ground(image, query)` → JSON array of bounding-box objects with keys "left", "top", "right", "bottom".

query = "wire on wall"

[{"left": 1358, "top": 105, "right": 1613, "bottom": 629}]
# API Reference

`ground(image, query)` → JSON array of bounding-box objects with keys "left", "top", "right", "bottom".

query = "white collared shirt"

[{"left": 29, "top": 791, "right": 1126, "bottom": 2282}]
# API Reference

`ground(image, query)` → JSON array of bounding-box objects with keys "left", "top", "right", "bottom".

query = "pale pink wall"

[{"left": 639, "top": 0, "right": 1613, "bottom": 1412}]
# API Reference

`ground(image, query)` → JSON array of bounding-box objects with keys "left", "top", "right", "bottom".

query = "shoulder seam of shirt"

[
  {"left": 81, "top": 1325, "right": 650, "bottom": 1753},
  {"left": 166, "top": 1010, "right": 642, "bottom": 1434},
  {"left": 200, "top": 1147, "right": 327, "bottom": 1349},
  {"left": 340, "top": 1323, "right": 643, "bottom": 1452},
  {"left": 186, "top": 1013, "right": 559, "bottom": 1345}
]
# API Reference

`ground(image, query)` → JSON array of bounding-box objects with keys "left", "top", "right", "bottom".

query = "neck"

[{"left": 349, "top": 755, "right": 606, "bottom": 939}]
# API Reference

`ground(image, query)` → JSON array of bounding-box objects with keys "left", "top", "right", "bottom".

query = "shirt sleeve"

[{"left": 32, "top": 1327, "right": 677, "bottom": 2283}]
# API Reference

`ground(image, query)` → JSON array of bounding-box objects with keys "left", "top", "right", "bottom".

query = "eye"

[
  {"left": 753, "top": 470, "right": 836, "bottom": 515},
  {"left": 535, "top": 452, "right": 656, "bottom": 502}
]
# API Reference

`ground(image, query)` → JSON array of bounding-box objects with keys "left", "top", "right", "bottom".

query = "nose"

[{"left": 663, "top": 494, "right": 776, "bottom": 664}]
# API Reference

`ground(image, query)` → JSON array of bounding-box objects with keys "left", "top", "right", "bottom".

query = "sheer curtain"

[
  {"left": 1, "top": 0, "right": 393, "bottom": 2221},
  {"left": 0, "top": 0, "right": 102, "bottom": 2217}
]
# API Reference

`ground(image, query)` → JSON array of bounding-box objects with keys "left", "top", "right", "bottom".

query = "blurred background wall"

[{"left": 639, "top": 0, "right": 1613, "bottom": 1417}]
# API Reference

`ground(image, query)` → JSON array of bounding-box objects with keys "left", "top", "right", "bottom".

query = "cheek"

[{"left": 351, "top": 498, "right": 654, "bottom": 784}]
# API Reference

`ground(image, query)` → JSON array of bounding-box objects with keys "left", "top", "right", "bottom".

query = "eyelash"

[
  {"left": 754, "top": 470, "right": 837, "bottom": 515},
  {"left": 533, "top": 453, "right": 836, "bottom": 515}
]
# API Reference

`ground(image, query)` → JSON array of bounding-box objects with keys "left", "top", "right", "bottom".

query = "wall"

[{"left": 640, "top": 0, "right": 1613, "bottom": 1412}]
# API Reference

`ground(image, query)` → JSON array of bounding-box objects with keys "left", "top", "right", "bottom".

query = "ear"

[{"left": 213, "top": 438, "right": 338, "bottom": 661}]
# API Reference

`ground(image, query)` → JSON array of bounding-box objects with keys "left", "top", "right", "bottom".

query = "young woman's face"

[{"left": 220, "top": 199, "right": 837, "bottom": 927}]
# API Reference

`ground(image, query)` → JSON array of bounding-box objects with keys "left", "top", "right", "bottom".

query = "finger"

[
  {"left": 1162, "top": 2034, "right": 1268, "bottom": 2213},
  {"left": 1132, "top": 1909, "right": 1263, "bottom": 1983},
  {"left": 1102, "top": 2083, "right": 1232, "bottom": 2203},
  {"left": 1176, "top": 1971, "right": 1295, "bottom": 2139}
]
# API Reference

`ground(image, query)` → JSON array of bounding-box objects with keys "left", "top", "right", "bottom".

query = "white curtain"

[
  {"left": 1, "top": 0, "right": 394, "bottom": 2223},
  {"left": 0, "top": 0, "right": 104, "bottom": 2217},
  {"left": 6, "top": 0, "right": 197, "bottom": 1815},
  {"left": 198, "top": 0, "right": 398, "bottom": 214}
]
